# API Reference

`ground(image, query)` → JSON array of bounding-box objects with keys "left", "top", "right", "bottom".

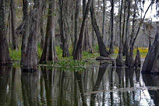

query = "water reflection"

[
  {"left": 0, "top": 66, "right": 12, "bottom": 106},
  {"left": 90, "top": 63, "right": 109, "bottom": 106},
  {"left": 143, "top": 74, "right": 159, "bottom": 105},
  {"left": 0, "top": 65, "right": 159, "bottom": 106},
  {"left": 21, "top": 69, "right": 40, "bottom": 106}
]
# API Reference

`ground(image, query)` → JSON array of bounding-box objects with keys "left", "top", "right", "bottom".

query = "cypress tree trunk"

[
  {"left": 10, "top": 0, "right": 18, "bottom": 50},
  {"left": 20, "top": 0, "right": 29, "bottom": 64},
  {"left": 124, "top": 0, "right": 131, "bottom": 66},
  {"left": 23, "top": 0, "right": 41, "bottom": 70},
  {"left": 59, "top": 0, "right": 70, "bottom": 57},
  {"left": 142, "top": 32, "right": 159, "bottom": 74},
  {"left": 40, "top": 0, "right": 58, "bottom": 63},
  {"left": 83, "top": 21, "right": 93, "bottom": 53},
  {"left": 72, "top": 0, "right": 80, "bottom": 56},
  {"left": 0, "top": 0, "right": 12, "bottom": 65},
  {"left": 90, "top": 0, "right": 109, "bottom": 57},
  {"left": 73, "top": 0, "right": 92, "bottom": 60},
  {"left": 109, "top": 0, "right": 114, "bottom": 54},
  {"left": 83, "top": 0, "right": 93, "bottom": 53}
]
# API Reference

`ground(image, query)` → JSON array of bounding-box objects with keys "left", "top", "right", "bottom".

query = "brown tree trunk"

[
  {"left": 40, "top": 0, "right": 58, "bottom": 63},
  {"left": 129, "top": 0, "right": 152, "bottom": 67},
  {"left": 124, "top": 0, "right": 131, "bottom": 66},
  {"left": 73, "top": 0, "right": 92, "bottom": 60},
  {"left": 109, "top": 0, "right": 114, "bottom": 54},
  {"left": 40, "top": 0, "right": 46, "bottom": 49},
  {"left": 72, "top": 0, "right": 80, "bottom": 56},
  {"left": 59, "top": 0, "right": 70, "bottom": 57},
  {"left": 83, "top": 21, "right": 93, "bottom": 53},
  {"left": 129, "top": 0, "right": 137, "bottom": 67},
  {"left": 0, "top": 0, "right": 12, "bottom": 65},
  {"left": 116, "top": 0, "right": 124, "bottom": 67},
  {"left": 142, "top": 32, "right": 159, "bottom": 74},
  {"left": 20, "top": 0, "right": 29, "bottom": 64},
  {"left": 90, "top": 0, "right": 109, "bottom": 57},
  {"left": 23, "top": 0, "right": 41, "bottom": 70},
  {"left": 82, "top": 0, "right": 93, "bottom": 53},
  {"left": 10, "top": 0, "right": 18, "bottom": 50}
]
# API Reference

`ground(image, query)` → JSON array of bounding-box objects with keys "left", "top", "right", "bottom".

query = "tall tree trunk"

[
  {"left": 102, "top": 0, "right": 105, "bottom": 38},
  {"left": 83, "top": 21, "right": 93, "bottom": 53},
  {"left": 72, "top": 0, "right": 80, "bottom": 56},
  {"left": 116, "top": 0, "right": 124, "bottom": 67},
  {"left": 124, "top": 0, "right": 131, "bottom": 66},
  {"left": 129, "top": 0, "right": 137, "bottom": 67},
  {"left": 122, "top": 0, "right": 126, "bottom": 56},
  {"left": 59, "top": 0, "right": 70, "bottom": 57},
  {"left": 23, "top": 0, "right": 41, "bottom": 70},
  {"left": 92, "top": 26, "right": 95, "bottom": 47},
  {"left": 10, "top": 0, "right": 18, "bottom": 50},
  {"left": 40, "top": 0, "right": 46, "bottom": 49},
  {"left": 0, "top": 0, "right": 12, "bottom": 65},
  {"left": 20, "top": 0, "right": 29, "bottom": 64},
  {"left": 142, "top": 32, "right": 159, "bottom": 74},
  {"left": 129, "top": 1, "right": 152, "bottom": 67},
  {"left": 109, "top": 0, "right": 114, "bottom": 54},
  {"left": 83, "top": 0, "right": 93, "bottom": 53},
  {"left": 40, "top": 0, "right": 58, "bottom": 63},
  {"left": 90, "top": 0, "right": 109, "bottom": 57},
  {"left": 73, "top": 0, "right": 92, "bottom": 60}
]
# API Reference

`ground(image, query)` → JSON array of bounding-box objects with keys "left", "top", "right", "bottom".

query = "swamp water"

[{"left": 0, "top": 63, "right": 159, "bottom": 106}]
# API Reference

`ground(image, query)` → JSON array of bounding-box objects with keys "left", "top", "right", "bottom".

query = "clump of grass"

[
  {"left": 9, "top": 48, "right": 21, "bottom": 61},
  {"left": 54, "top": 60, "right": 86, "bottom": 71},
  {"left": 9, "top": 45, "right": 43, "bottom": 61},
  {"left": 83, "top": 51, "right": 99, "bottom": 59}
]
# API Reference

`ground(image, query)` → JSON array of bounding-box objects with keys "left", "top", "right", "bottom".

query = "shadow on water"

[
  {"left": 90, "top": 63, "right": 109, "bottom": 106},
  {"left": 0, "top": 66, "right": 12, "bottom": 106},
  {"left": 21, "top": 68, "right": 40, "bottom": 106},
  {"left": 1, "top": 64, "right": 159, "bottom": 106},
  {"left": 142, "top": 74, "right": 159, "bottom": 106}
]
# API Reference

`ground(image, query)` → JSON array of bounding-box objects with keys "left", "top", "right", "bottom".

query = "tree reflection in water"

[
  {"left": 0, "top": 65, "right": 159, "bottom": 106},
  {"left": 21, "top": 69, "right": 40, "bottom": 106},
  {"left": 143, "top": 74, "right": 159, "bottom": 105},
  {"left": 0, "top": 66, "right": 12, "bottom": 106}
]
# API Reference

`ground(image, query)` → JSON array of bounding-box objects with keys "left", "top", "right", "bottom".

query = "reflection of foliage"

[
  {"left": 55, "top": 60, "right": 86, "bottom": 72},
  {"left": 42, "top": 60, "right": 86, "bottom": 71}
]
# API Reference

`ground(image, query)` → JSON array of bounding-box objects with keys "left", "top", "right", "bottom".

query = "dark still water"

[{"left": 0, "top": 63, "right": 159, "bottom": 106}]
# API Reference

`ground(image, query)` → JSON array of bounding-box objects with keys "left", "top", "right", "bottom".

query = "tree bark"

[
  {"left": 142, "top": 32, "right": 159, "bottom": 74},
  {"left": 40, "top": 0, "right": 46, "bottom": 49},
  {"left": 20, "top": 0, "right": 29, "bottom": 64},
  {"left": 124, "top": 0, "right": 131, "bottom": 66},
  {"left": 83, "top": 20, "right": 93, "bottom": 53},
  {"left": 83, "top": 0, "right": 93, "bottom": 53},
  {"left": 40, "top": 0, "right": 58, "bottom": 63},
  {"left": 72, "top": 0, "right": 80, "bottom": 56},
  {"left": 59, "top": 0, "right": 70, "bottom": 57},
  {"left": 109, "top": 0, "right": 114, "bottom": 54},
  {"left": 0, "top": 0, "right": 12, "bottom": 65},
  {"left": 116, "top": 0, "right": 124, "bottom": 67},
  {"left": 73, "top": 0, "right": 92, "bottom": 60},
  {"left": 10, "top": 0, "right": 18, "bottom": 50},
  {"left": 23, "top": 0, "right": 42, "bottom": 70},
  {"left": 90, "top": 0, "right": 109, "bottom": 57}
]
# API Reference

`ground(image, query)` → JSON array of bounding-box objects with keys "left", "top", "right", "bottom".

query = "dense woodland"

[{"left": 0, "top": 0, "right": 159, "bottom": 73}]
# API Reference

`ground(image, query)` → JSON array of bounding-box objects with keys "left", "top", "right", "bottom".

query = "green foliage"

[
  {"left": 92, "top": 44, "right": 99, "bottom": 53},
  {"left": 56, "top": 46, "right": 63, "bottom": 58},
  {"left": 12, "top": 62, "right": 21, "bottom": 68},
  {"left": 83, "top": 51, "right": 99, "bottom": 59},
  {"left": 38, "top": 44, "right": 42, "bottom": 59},
  {"left": 55, "top": 60, "right": 86, "bottom": 72},
  {"left": 9, "top": 45, "right": 43, "bottom": 61},
  {"left": 9, "top": 48, "right": 21, "bottom": 61}
]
